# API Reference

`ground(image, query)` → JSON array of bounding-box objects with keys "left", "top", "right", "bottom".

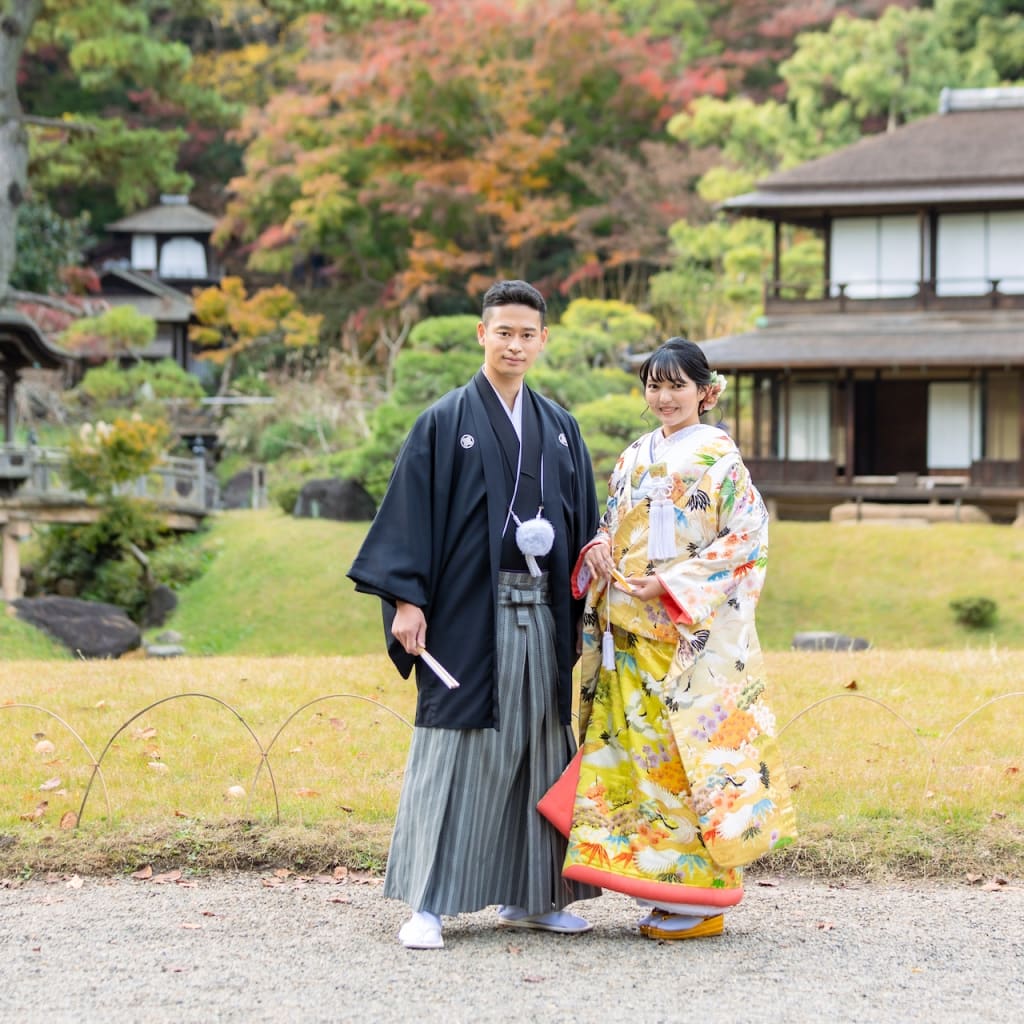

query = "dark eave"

[
  {"left": 699, "top": 313, "right": 1024, "bottom": 371},
  {"left": 0, "top": 310, "right": 74, "bottom": 372}
]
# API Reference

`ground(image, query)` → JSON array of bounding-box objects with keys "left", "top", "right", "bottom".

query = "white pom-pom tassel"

[
  {"left": 602, "top": 628, "right": 616, "bottom": 670},
  {"left": 515, "top": 515, "right": 555, "bottom": 578},
  {"left": 648, "top": 479, "right": 677, "bottom": 560}
]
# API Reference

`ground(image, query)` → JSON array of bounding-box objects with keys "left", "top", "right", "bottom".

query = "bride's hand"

[
  {"left": 584, "top": 536, "right": 614, "bottom": 580},
  {"left": 619, "top": 575, "right": 666, "bottom": 601}
]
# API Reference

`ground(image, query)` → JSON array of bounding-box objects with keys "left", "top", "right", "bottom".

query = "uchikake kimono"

[
  {"left": 563, "top": 423, "right": 797, "bottom": 911},
  {"left": 347, "top": 370, "right": 598, "bottom": 730}
]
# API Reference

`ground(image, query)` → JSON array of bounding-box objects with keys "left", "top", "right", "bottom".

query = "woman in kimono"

[{"left": 563, "top": 338, "right": 797, "bottom": 940}]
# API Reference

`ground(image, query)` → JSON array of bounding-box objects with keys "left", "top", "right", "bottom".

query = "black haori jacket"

[{"left": 348, "top": 372, "right": 598, "bottom": 729}]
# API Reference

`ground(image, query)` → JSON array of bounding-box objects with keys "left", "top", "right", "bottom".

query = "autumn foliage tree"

[
  {"left": 217, "top": 0, "right": 688, "bottom": 332},
  {"left": 190, "top": 277, "right": 323, "bottom": 395}
]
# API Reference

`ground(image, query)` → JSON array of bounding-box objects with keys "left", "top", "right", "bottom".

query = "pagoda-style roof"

[
  {"left": 724, "top": 88, "right": 1024, "bottom": 218},
  {"left": 98, "top": 267, "right": 194, "bottom": 323},
  {"left": 700, "top": 312, "right": 1024, "bottom": 371},
  {"left": 0, "top": 309, "right": 73, "bottom": 372},
  {"left": 106, "top": 200, "right": 218, "bottom": 235}
]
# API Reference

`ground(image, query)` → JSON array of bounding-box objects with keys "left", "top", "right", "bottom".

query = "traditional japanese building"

[
  {"left": 707, "top": 87, "right": 1024, "bottom": 522},
  {"left": 97, "top": 195, "right": 220, "bottom": 371}
]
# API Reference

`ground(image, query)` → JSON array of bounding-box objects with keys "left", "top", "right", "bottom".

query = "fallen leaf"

[
  {"left": 39, "top": 777, "right": 62, "bottom": 791},
  {"left": 176, "top": 880, "right": 198, "bottom": 889},
  {"left": 59, "top": 811, "right": 78, "bottom": 830},
  {"left": 333, "top": 866, "right": 348, "bottom": 880},
  {"left": 756, "top": 878, "right": 781, "bottom": 887},
  {"left": 338, "top": 805, "right": 354, "bottom": 813},
  {"left": 990, "top": 810, "right": 1007, "bottom": 821},
  {"left": 966, "top": 873, "right": 983, "bottom": 884},
  {"left": 274, "top": 868, "right": 293, "bottom": 879},
  {"left": 20, "top": 801, "right": 48, "bottom": 821},
  {"left": 261, "top": 877, "right": 283, "bottom": 888},
  {"left": 174, "top": 810, "right": 189, "bottom": 818},
  {"left": 844, "top": 680, "right": 858, "bottom": 690},
  {"left": 34, "top": 740, "right": 56, "bottom": 755},
  {"left": 152, "top": 870, "right": 182, "bottom": 884},
  {"left": 224, "top": 785, "right": 246, "bottom": 800},
  {"left": 201, "top": 911, "right": 217, "bottom": 917},
  {"left": 94, "top": 700, "right": 107, "bottom": 710},
  {"left": 180, "top": 923, "right": 202, "bottom": 930},
  {"left": 924, "top": 790, "right": 935, "bottom": 799},
  {"left": 132, "top": 865, "right": 153, "bottom": 880},
  {"left": 1005, "top": 765, "right": 1020, "bottom": 776},
  {"left": 328, "top": 717, "right": 345, "bottom": 730},
  {"left": 982, "top": 881, "right": 1006, "bottom": 892},
  {"left": 294, "top": 788, "right": 320, "bottom": 798},
  {"left": 148, "top": 761, "right": 169, "bottom": 773},
  {"left": 134, "top": 727, "right": 158, "bottom": 740},
  {"left": 65, "top": 875, "right": 83, "bottom": 890}
]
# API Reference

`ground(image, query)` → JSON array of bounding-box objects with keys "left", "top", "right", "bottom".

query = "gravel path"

[{"left": 1, "top": 871, "right": 1021, "bottom": 1023}]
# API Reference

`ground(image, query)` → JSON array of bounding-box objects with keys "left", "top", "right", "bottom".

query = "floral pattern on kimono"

[{"left": 562, "top": 426, "right": 797, "bottom": 906}]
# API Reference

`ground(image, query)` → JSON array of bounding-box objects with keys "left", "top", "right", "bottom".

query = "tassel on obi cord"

[
  {"left": 602, "top": 584, "right": 615, "bottom": 670},
  {"left": 647, "top": 475, "right": 677, "bottom": 560}
]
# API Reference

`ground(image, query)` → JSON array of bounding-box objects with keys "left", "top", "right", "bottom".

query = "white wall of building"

[{"left": 830, "top": 216, "right": 920, "bottom": 298}]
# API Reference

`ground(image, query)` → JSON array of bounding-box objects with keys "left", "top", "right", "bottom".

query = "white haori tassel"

[
  {"left": 515, "top": 514, "right": 555, "bottom": 577},
  {"left": 648, "top": 477, "right": 677, "bottom": 560}
]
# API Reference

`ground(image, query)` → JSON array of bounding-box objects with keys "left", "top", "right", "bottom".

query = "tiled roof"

[
  {"left": 106, "top": 203, "right": 218, "bottom": 234},
  {"left": 699, "top": 313, "right": 1024, "bottom": 370}
]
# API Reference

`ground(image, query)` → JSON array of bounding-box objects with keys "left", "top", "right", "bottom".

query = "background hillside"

[{"left": 7, "top": 513, "right": 1019, "bottom": 660}]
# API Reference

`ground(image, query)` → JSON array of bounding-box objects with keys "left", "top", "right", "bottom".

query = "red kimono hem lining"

[{"left": 562, "top": 864, "right": 744, "bottom": 908}]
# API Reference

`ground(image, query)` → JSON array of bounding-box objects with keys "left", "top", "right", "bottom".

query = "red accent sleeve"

[
  {"left": 572, "top": 536, "right": 607, "bottom": 599},
  {"left": 658, "top": 577, "right": 692, "bottom": 624}
]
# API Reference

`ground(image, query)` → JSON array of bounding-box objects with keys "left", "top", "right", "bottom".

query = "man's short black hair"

[{"left": 481, "top": 280, "right": 547, "bottom": 325}]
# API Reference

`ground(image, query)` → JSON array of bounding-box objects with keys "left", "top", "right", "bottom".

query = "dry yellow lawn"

[{"left": 1, "top": 649, "right": 1021, "bottom": 879}]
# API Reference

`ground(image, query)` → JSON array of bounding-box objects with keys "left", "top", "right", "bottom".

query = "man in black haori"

[{"left": 348, "top": 280, "right": 600, "bottom": 949}]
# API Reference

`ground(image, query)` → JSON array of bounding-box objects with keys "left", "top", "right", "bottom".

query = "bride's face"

[{"left": 644, "top": 373, "right": 707, "bottom": 435}]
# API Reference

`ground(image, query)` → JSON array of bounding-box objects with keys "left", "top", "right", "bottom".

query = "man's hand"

[{"left": 392, "top": 600, "right": 427, "bottom": 655}]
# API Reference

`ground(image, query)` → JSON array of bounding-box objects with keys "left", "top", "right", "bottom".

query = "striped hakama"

[{"left": 383, "top": 571, "right": 601, "bottom": 916}]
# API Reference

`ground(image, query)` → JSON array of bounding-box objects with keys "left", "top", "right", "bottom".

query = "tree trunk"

[{"left": 0, "top": 0, "right": 43, "bottom": 304}]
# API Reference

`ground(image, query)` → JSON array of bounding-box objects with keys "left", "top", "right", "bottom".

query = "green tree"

[
  {"left": 57, "top": 305, "right": 157, "bottom": 360},
  {"left": 9, "top": 196, "right": 91, "bottom": 295}
]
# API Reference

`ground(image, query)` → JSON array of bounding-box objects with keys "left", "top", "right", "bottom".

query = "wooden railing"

[
  {"left": 0, "top": 444, "right": 218, "bottom": 511},
  {"left": 764, "top": 277, "right": 1024, "bottom": 315}
]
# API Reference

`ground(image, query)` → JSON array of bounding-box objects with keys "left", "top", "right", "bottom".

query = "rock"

[
  {"left": 145, "top": 644, "right": 186, "bottom": 658},
  {"left": 155, "top": 630, "right": 183, "bottom": 644},
  {"left": 221, "top": 466, "right": 268, "bottom": 510},
  {"left": 143, "top": 584, "right": 178, "bottom": 628},
  {"left": 791, "top": 631, "right": 870, "bottom": 652},
  {"left": 293, "top": 477, "right": 376, "bottom": 521},
  {"left": 13, "top": 596, "right": 141, "bottom": 659}
]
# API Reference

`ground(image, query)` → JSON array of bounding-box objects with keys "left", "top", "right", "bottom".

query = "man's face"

[{"left": 477, "top": 304, "right": 547, "bottom": 385}]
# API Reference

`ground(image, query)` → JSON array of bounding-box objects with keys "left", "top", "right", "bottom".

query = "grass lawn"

[
  {"left": 6, "top": 511, "right": 1023, "bottom": 660},
  {"left": 1, "top": 649, "right": 1021, "bottom": 880}
]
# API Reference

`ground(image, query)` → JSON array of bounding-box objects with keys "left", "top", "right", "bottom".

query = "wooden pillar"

[
  {"left": 917, "top": 209, "right": 927, "bottom": 301},
  {"left": 772, "top": 221, "right": 781, "bottom": 299},
  {"left": 782, "top": 372, "right": 792, "bottom": 477},
  {"left": 752, "top": 374, "right": 762, "bottom": 458},
  {"left": 2, "top": 525, "right": 20, "bottom": 601},
  {"left": 3, "top": 369, "right": 16, "bottom": 444},
  {"left": 1018, "top": 371, "right": 1024, "bottom": 487},
  {"left": 823, "top": 215, "right": 832, "bottom": 297},
  {"left": 845, "top": 369, "right": 856, "bottom": 483}
]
